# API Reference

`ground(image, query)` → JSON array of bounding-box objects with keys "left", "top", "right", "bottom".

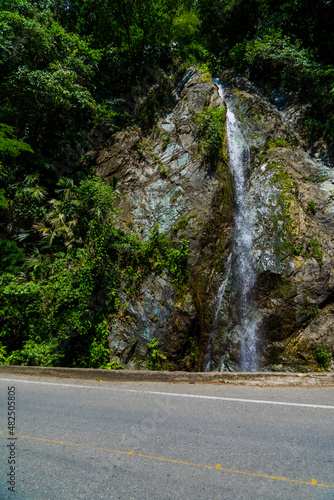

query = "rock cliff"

[{"left": 95, "top": 67, "right": 333, "bottom": 372}]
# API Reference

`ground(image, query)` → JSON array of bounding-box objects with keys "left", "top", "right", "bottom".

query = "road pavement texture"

[{"left": 0, "top": 375, "right": 333, "bottom": 499}]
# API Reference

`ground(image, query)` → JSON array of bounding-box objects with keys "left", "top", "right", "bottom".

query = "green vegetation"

[
  {"left": 313, "top": 344, "right": 331, "bottom": 370},
  {"left": 146, "top": 337, "right": 166, "bottom": 370},
  {"left": 159, "top": 166, "right": 169, "bottom": 179},
  {"left": 266, "top": 138, "right": 290, "bottom": 149},
  {"left": 173, "top": 214, "right": 196, "bottom": 235},
  {"left": 195, "top": 105, "right": 227, "bottom": 161},
  {"left": 303, "top": 176, "right": 329, "bottom": 183},
  {"left": 1, "top": 0, "right": 333, "bottom": 368},
  {"left": 199, "top": 0, "right": 334, "bottom": 141},
  {"left": 0, "top": 239, "right": 26, "bottom": 274},
  {"left": 0, "top": 173, "right": 189, "bottom": 367},
  {"left": 292, "top": 246, "right": 302, "bottom": 256},
  {"left": 307, "top": 199, "right": 318, "bottom": 215},
  {"left": 105, "top": 361, "right": 124, "bottom": 370},
  {"left": 162, "top": 135, "right": 171, "bottom": 150},
  {"left": 308, "top": 238, "right": 323, "bottom": 265}
]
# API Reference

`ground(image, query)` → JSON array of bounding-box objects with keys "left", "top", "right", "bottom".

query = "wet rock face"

[
  {"left": 96, "top": 68, "right": 233, "bottom": 370},
  {"left": 219, "top": 72, "right": 334, "bottom": 371}
]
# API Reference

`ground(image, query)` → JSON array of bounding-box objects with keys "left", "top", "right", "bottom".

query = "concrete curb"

[{"left": 0, "top": 365, "right": 333, "bottom": 385}]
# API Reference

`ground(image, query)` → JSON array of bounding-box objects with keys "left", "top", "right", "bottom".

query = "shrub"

[
  {"left": 309, "top": 238, "right": 323, "bottom": 264},
  {"left": 313, "top": 345, "right": 331, "bottom": 369},
  {"left": 0, "top": 239, "right": 26, "bottom": 274},
  {"left": 195, "top": 105, "right": 226, "bottom": 160},
  {"left": 146, "top": 338, "right": 166, "bottom": 370},
  {"left": 307, "top": 199, "right": 318, "bottom": 215},
  {"left": 104, "top": 361, "right": 124, "bottom": 370}
]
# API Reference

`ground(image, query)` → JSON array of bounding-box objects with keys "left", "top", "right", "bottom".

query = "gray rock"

[
  {"left": 95, "top": 68, "right": 333, "bottom": 372},
  {"left": 97, "top": 69, "right": 232, "bottom": 370}
]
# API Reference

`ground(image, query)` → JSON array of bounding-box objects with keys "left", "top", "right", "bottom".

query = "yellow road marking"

[{"left": 1, "top": 431, "right": 333, "bottom": 489}]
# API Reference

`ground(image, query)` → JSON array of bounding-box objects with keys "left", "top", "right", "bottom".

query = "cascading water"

[{"left": 213, "top": 79, "right": 259, "bottom": 372}]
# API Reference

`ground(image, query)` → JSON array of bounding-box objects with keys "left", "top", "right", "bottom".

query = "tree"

[{"left": 0, "top": 7, "right": 102, "bottom": 161}]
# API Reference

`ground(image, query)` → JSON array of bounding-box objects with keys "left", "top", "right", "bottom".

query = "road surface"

[{"left": 1, "top": 375, "right": 333, "bottom": 499}]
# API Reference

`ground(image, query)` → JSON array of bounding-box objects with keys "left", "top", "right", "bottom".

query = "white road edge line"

[{"left": 1, "top": 377, "right": 334, "bottom": 409}]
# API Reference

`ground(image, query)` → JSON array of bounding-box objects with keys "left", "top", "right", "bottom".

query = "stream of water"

[{"left": 214, "top": 80, "right": 259, "bottom": 372}]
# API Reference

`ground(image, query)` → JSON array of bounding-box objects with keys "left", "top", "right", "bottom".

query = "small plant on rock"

[
  {"left": 309, "top": 238, "right": 323, "bottom": 264},
  {"left": 313, "top": 344, "right": 331, "bottom": 369},
  {"left": 162, "top": 135, "right": 170, "bottom": 149},
  {"left": 195, "top": 105, "right": 226, "bottom": 161},
  {"left": 104, "top": 361, "right": 124, "bottom": 370},
  {"left": 146, "top": 337, "right": 166, "bottom": 370},
  {"left": 307, "top": 198, "right": 318, "bottom": 215},
  {"left": 159, "top": 166, "right": 169, "bottom": 178}
]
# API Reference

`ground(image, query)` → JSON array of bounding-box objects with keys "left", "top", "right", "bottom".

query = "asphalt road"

[{"left": 0, "top": 375, "right": 333, "bottom": 500}]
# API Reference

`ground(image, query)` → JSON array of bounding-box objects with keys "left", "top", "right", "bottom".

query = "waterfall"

[{"left": 214, "top": 79, "right": 259, "bottom": 372}]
